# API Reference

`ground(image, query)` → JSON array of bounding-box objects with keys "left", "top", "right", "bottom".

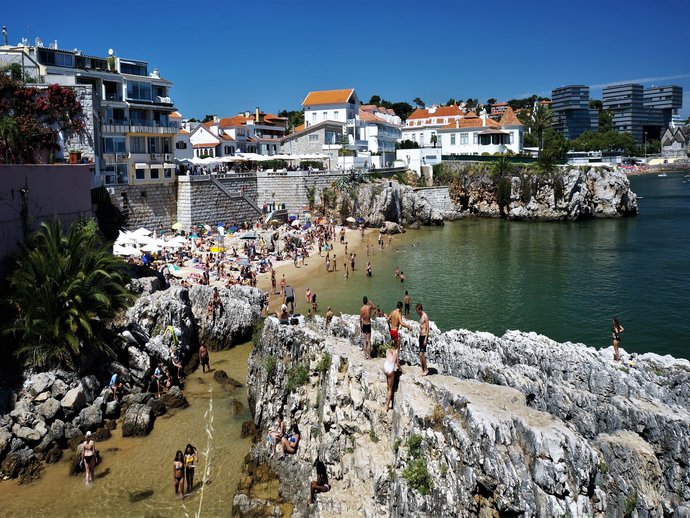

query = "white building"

[
  {"left": 188, "top": 109, "right": 286, "bottom": 158},
  {"left": 358, "top": 105, "right": 402, "bottom": 166},
  {"left": 401, "top": 104, "right": 464, "bottom": 147},
  {"left": 438, "top": 108, "right": 524, "bottom": 155},
  {"left": 302, "top": 88, "right": 364, "bottom": 151}
]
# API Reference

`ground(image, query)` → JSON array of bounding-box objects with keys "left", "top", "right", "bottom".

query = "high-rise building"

[
  {"left": 644, "top": 86, "right": 683, "bottom": 128},
  {"left": 551, "top": 85, "right": 597, "bottom": 139}
]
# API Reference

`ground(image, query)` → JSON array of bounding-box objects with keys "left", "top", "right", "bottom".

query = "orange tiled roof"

[
  {"left": 498, "top": 106, "right": 523, "bottom": 126},
  {"left": 491, "top": 102, "right": 508, "bottom": 107},
  {"left": 177, "top": 129, "right": 190, "bottom": 134},
  {"left": 302, "top": 88, "right": 355, "bottom": 106},
  {"left": 193, "top": 143, "right": 217, "bottom": 148},
  {"left": 359, "top": 109, "right": 388, "bottom": 124},
  {"left": 169, "top": 111, "right": 182, "bottom": 119},
  {"left": 219, "top": 115, "right": 250, "bottom": 127},
  {"left": 293, "top": 123, "right": 305, "bottom": 133},
  {"left": 406, "top": 105, "right": 463, "bottom": 120},
  {"left": 202, "top": 121, "right": 215, "bottom": 128},
  {"left": 440, "top": 116, "right": 500, "bottom": 130}
]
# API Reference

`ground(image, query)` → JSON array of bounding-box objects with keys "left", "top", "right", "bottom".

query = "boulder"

[
  {"left": 122, "top": 403, "right": 154, "bottom": 437},
  {"left": 37, "top": 397, "right": 62, "bottom": 422},
  {"left": 213, "top": 370, "right": 243, "bottom": 387},
  {"left": 10, "top": 399, "right": 35, "bottom": 427},
  {"left": 33, "top": 391, "right": 51, "bottom": 403},
  {"left": 104, "top": 400, "right": 120, "bottom": 419},
  {"left": 12, "top": 425, "right": 41, "bottom": 444},
  {"left": 0, "top": 428, "right": 12, "bottom": 458},
  {"left": 0, "top": 448, "right": 43, "bottom": 484},
  {"left": 27, "top": 372, "right": 55, "bottom": 398},
  {"left": 80, "top": 375, "right": 101, "bottom": 404},
  {"left": 146, "top": 398, "right": 167, "bottom": 417},
  {"left": 78, "top": 404, "right": 103, "bottom": 433},
  {"left": 60, "top": 385, "right": 86, "bottom": 419},
  {"left": 50, "top": 420, "right": 65, "bottom": 446},
  {"left": 160, "top": 386, "right": 188, "bottom": 409},
  {"left": 126, "top": 345, "right": 151, "bottom": 381},
  {"left": 51, "top": 379, "right": 69, "bottom": 399},
  {"left": 380, "top": 221, "right": 403, "bottom": 235},
  {"left": 45, "top": 447, "right": 62, "bottom": 464}
]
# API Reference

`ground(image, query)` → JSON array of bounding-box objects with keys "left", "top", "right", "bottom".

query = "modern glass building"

[{"left": 552, "top": 85, "right": 598, "bottom": 139}]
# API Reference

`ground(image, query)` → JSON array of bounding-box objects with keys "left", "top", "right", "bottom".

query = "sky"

[{"left": 4, "top": 0, "right": 690, "bottom": 118}]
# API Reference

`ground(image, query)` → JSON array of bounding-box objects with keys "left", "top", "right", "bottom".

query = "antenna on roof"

[
  {"left": 49, "top": 40, "right": 57, "bottom": 49},
  {"left": 35, "top": 37, "right": 43, "bottom": 47},
  {"left": 108, "top": 48, "right": 114, "bottom": 56}
]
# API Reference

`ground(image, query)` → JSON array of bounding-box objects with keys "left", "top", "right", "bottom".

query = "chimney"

[
  {"left": 213, "top": 115, "right": 219, "bottom": 123},
  {"left": 255, "top": 106, "right": 260, "bottom": 123}
]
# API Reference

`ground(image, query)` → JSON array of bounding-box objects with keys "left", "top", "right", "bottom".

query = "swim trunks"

[
  {"left": 418, "top": 335, "right": 427, "bottom": 353},
  {"left": 361, "top": 323, "right": 371, "bottom": 334},
  {"left": 286, "top": 296, "right": 294, "bottom": 304},
  {"left": 390, "top": 329, "right": 399, "bottom": 341},
  {"left": 404, "top": 303, "right": 410, "bottom": 313}
]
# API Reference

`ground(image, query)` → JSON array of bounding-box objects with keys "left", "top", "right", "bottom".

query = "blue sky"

[{"left": 4, "top": 0, "right": 690, "bottom": 118}]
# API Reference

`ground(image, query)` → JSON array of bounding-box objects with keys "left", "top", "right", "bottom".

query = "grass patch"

[
  {"left": 402, "top": 458, "right": 433, "bottom": 495},
  {"left": 286, "top": 363, "right": 309, "bottom": 392},
  {"left": 406, "top": 434, "right": 423, "bottom": 458},
  {"left": 624, "top": 490, "right": 637, "bottom": 516},
  {"left": 263, "top": 356, "right": 276, "bottom": 378},
  {"left": 372, "top": 341, "right": 390, "bottom": 359},
  {"left": 597, "top": 459, "right": 608, "bottom": 474},
  {"left": 394, "top": 438, "right": 402, "bottom": 452},
  {"left": 429, "top": 405, "right": 447, "bottom": 431},
  {"left": 315, "top": 352, "right": 332, "bottom": 374},
  {"left": 369, "top": 428, "right": 379, "bottom": 443}
]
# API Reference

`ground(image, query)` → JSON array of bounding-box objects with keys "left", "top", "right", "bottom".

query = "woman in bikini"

[
  {"left": 307, "top": 460, "right": 331, "bottom": 505},
  {"left": 383, "top": 346, "right": 398, "bottom": 411},
  {"left": 612, "top": 317, "right": 624, "bottom": 362},
  {"left": 184, "top": 444, "right": 199, "bottom": 495},
  {"left": 81, "top": 431, "right": 96, "bottom": 484},
  {"left": 173, "top": 450, "right": 185, "bottom": 498},
  {"left": 281, "top": 424, "right": 300, "bottom": 456}
]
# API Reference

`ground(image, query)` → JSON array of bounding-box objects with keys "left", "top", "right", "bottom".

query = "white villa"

[
  {"left": 358, "top": 105, "right": 402, "bottom": 165},
  {"left": 188, "top": 109, "right": 286, "bottom": 158},
  {"left": 401, "top": 104, "right": 464, "bottom": 147},
  {"left": 437, "top": 108, "right": 524, "bottom": 155}
]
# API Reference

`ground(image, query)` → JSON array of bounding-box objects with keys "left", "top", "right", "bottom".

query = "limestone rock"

[
  {"left": 78, "top": 404, "right": 103, "bottom": 433},
  {"left": 27, "top": 372, "right": 55, "bottom": 398},
  {"left": 51, "top": 379, "right": 69, "bottom": 399},
  {"left": 122, "top": 403, "right": 154, "bottom": 437},
  {"left": 213, "top": 370, "right": 243, "bottom": 387},
  {"left": 80, "top": 375, "right": 101, "bottom": 404},
  {"left": 160, "top": 386, "right": 188, "bottom": 409},
  {"left": 61, "top": 385, "right": 86, "bottom": 419},
  {"left": 37, "top": 397, "right": 62, "bottom": 422},
  {"left": 0, "top": 448, "right": 43, "bottom": 484},
  {"left": 146, "top": 398, "right": 167, "bottom": 417},
  {"left": 10, "top": 399, "right": 35, "bottom": 427},
  {"left": 104, "top": 400, "right": 120, "bottom": 419}
]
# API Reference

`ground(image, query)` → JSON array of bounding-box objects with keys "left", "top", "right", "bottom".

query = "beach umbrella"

[
  {"left": 171, "top": 222, "right": 184, "bottom": 230},
  {"left": 163, "top": 238, "right": 183, "bottom": 249},
  {"left": 236, "top": 258, "right": 250, "bottom": 267},
  {"left": 291, "top": 219, "right": 301, "bottom": 227},
  {"left": 346, "top": 217, "right": 356, "bottom": 223},
  {"left": 115, "top": 231, "right": 137, "bottom": 246},
  {"left": 356, "top": 217, "right": 365, "bottom": 223},
  {"left": 141, "top": 243, "right": 162, "bottom": 253},
  {"left": 132, "top": 227, "right": 152, "bottom": 236},
  {"left": 240, "top": 231, "right": 257, "bottom": 240},
  {"left": 288, "top": 214, "right": 297, "bottom": 221},
  {"left": 209, "top": 246, "right": 225, "bottom": 253},
  {"left": 190, "top": 233, "right": 199, "bottom": 239},
  {"left": 113, "top": 244, "right": 141, "bottom": 256},
  {"left": 218, "top": 226, "right": 225, "bottom": 234},
  {"left": 203, "top": 224, "right": 212, "bottom": 232}
]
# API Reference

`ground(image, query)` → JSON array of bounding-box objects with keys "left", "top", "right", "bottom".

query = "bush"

[
  {"left": 372, "top": 341, "right": 390, "bottom": 359},
  {"left": 263, "top": 356, "right": 276, "bottom": 378},
  {"left": 406, "top": 434, "right": 423, "bottom": 457},
  {"left": 286, "top": 363, "right": 309, "bottom": 391},
  {"left": 496, "top": 176, "right": 512, "bottom": 216},
  {"left": 315, "top": 352, "right": 331, "bottom": 374},
  {"left": 403, "top": 458, "right": 433, "bottom": 495}
]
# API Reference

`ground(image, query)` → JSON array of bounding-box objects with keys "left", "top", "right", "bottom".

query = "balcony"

[
  {"left": 101, "top": 121, "right": 179, "bottom": 134},
  {"left": 156, "top": 96, "right": 173, "bottom": 105},
  {"left": 103, "top": 93, "right": 124, "bottom": 103}
]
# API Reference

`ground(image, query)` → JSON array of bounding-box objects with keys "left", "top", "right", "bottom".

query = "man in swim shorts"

[
  {"left": 284, "top": 284, "right": 295, "bottom": 313},
  {"left": 387, "top": 301, "right": 410, "bottom": 372},
  {"left": 403, "top": 291, "right": 411, "bottom": 317},
  {"left": 359, "top": 296, "right": 373, "bottom": 359},
  {"left": 416, "top": 303, "right": 430, "bottom": 376}
]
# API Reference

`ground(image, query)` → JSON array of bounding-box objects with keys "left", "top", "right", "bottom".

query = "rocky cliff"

[
  {"left": 0, "top": 284, "right": 264, "bottom": 483},
  {"left": 235, "top": 315, "right": 689, "bottom": 517},
  {"left": 341, "top": 167, "right": 637, "bottom": 227}
]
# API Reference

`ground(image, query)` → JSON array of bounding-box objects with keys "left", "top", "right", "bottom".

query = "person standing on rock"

[
  {"left": 360, "top": 296, "right": 373, "bottom": 360},
  {"left": 387, "top": 302, "right": 410, "bottom": 372},
  {"left": 416, "top": 304, "right": 430, "bottom": 376},
  {"left": 199, "top": 344, "right": 210, "bottom": 373},
  {"left": 383, "top": 346, "right": 398, "bottom": 410},
  {"left": 81, "top": 431, "right": 96, "bottom": 484},
  {"left": 612, "top": 317, "right": 625, "bottom": 362},
  {"left": 271, "top": 269, "right": 277, "bottom": 294},
  {"left": 325, "top": 307, "right": 334, "bottom": 328}
]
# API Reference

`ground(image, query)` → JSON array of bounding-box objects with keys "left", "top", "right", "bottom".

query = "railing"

[
  {"left": 101, "top": 122, "right": 178, "bottom": 134},
  {"left": 104, "top": 93, "right": 123, "bottom": 102},
  {"left": 156, "top": 96, "right": 173, "bottom": 104}
]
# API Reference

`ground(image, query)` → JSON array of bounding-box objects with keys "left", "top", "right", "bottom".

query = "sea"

[{"left": 303, "top": 169, "right": 690, "bottom": 360}]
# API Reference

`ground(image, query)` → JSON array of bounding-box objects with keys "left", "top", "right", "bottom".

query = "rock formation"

[
  {"left": 0, "top": 284, "right": 263, "bottom": 482},
  {"left": 235, "top": 315, "right": 689, "bottom": 517}
]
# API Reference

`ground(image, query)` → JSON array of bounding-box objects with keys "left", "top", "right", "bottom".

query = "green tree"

[
  {"left": 391, "top": 102, "right": 414, "bottom": 120},
  {"left": 464, "top": 98, "right": 479, "bottom": 112},
  {"left": 486, "top": 97, "right": 497, "bottom": 105},
  {"left": 368, "top": 95, "right": 381, "bottom": 105},
  {"left": 202, "top": 114, "right": 215, "bottom": 123},
  {"left": 541, "top": 127, "right": 567, "bottom": 158},
  {"left": 0, "top": 116, "right": 19, "bottom": 164},
  {"left": 413, "top": 97, "right": 425, "bottom": 109},
  {"left": 278, "top": 109, "right": 305, "bottom": 132},
  {"left": 445, "top": 98, "right": 457, "bottom": 106},
  {"left": 589, "top": 99, "right": 603, "bottom": 110},
  {"left": 4, "top": 218, "right": 132, "bottom": 370},
  {"left": 598, "top": 110, "right": 614, "bottom": 133}
]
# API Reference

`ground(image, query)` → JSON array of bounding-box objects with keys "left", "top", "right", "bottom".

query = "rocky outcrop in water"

[
  {"left": 235, "top": 315, "right": 689, "bottom": 517},
  {"left": 0, "top": 284, "right": 263, "bottom": 483}
]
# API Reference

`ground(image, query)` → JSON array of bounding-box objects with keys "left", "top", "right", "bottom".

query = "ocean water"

[{"left": 302, "top": 169, "right": 690, "bottom": 360}]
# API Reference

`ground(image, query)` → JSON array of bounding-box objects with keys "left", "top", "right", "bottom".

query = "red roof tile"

[
  {"left": 302, "top": 89, "right": 355, "bottom": 106},
  {"left": 406, "top": 105, "right": 463, "bottom": 120},
  {"left": 498, "top": 106, "right": 523, "bottom": 126}
]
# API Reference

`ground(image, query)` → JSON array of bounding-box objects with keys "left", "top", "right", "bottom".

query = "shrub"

[
  {"left": 403, "top": 458, "right": 433, "bottom": 495},
  {"left": 315, "top": 352, "right": 331, "bottom": 374},
  {"left": 369, "top": 428, "right": 379, "bottom": 443},
  {"left": 286, "top": 363, "right": 309, "bottom": 391},
  {"left": 263, "top": 356, "right": 276, "bottom": 378},
  {"left": 496, "top": 176, "right": 512, "bottom": 216},
  {"left": 372, "top": 341, "right": 390, "bottom": 359},
  {"left": 406, "top": 434, "right": 423, "bottom": 457}
]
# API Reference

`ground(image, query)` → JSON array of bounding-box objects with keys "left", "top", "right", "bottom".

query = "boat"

[{"left": 658, "top": 173, "right": 668, "bottom": 177}]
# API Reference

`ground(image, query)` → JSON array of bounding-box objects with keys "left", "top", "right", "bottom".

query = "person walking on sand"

[
  {"left": 184, "top": 443, "right": 199, "bottom": 495},
  {"left": 387, "top": 302, "right": 410, "bottom": 372},
  {"left": 173, "top": 450, "right": 185, "bottom": 499},
  {"left": 416, "top": 303, "right": 430, "bottom": 376},
  {"left": 199, "top": 343, "right": 210, "bottom": 373},
  {"left": 280, "top": 274, "right": 286, "bottom": 296},
  {"left": 271, "top": 269, "right": 277, "bottom": 294},
  {"left": 81, "top": 431, "right": 96, "bottom": 484},
  {"left": 284, "top": 284, "right": 295, "bottom": 313},
  {"left": 360, "top": 296, "right": 373, "bottom": 359},
  {"left": 612, "top": 317, "right": 624, "bottom": 362}
]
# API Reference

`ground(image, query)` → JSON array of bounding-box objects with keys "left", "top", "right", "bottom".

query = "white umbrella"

[
  {"left": 167, "top": 235, "right": 187, "bottom": 246},
  {"left": 291, "top": 219, "right": 301, "bottom": 227},
  {"left": 134, "top": 234, "right": 155, "bottom": 245},
  {"left": 163, "top": 238, "right": 183, "bottom": 249},
  {"left": 113, "top": 244, "right": 141, "bottom": 256},
  {"left": 132, "top": 227, "right": 152, "bottom": 236},
  {"left": 115, "top": 231, "right": 137, "bottom": 245},
  {"left": 141, "top": 243, "right": 162, "bottom": 253},
  {"left": 346, "top": 216, "right": 356, "bottom": 223}
]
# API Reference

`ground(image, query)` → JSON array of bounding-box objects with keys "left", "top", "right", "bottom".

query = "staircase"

[{"left": 210, "top": 177, "right": 262, "bottom": 216}]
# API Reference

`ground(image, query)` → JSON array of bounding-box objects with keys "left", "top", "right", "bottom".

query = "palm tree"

[
  {"left": 413, "top": 97, "right": 425, "bottom": 109},
  {"left": 0, "top": 116, "right": 19, "bottom": 164},
  {"left": 4, "top": 218, "right": 132, "bottom": 370},
  {"left": 531, "top": 103, "right": 553, "bottom": 151}
]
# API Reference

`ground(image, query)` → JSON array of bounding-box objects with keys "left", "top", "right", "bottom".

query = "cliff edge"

[{"left": 235, "top": 315, "right": 689, "bottom": 517}]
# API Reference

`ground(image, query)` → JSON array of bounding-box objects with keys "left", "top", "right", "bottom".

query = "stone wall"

[
  {"left": 176, "top": 174, "right": 261, "bottom": 228},
  {"left": 63, "top": 85, "right": 97, "bottom": 163},
  {"left": 110, "top": 183, "right": 178, "bottom": 231},
  {"left": 256, "top": 171, "right": 346, "bottom": 215},
  {"left": 413, "top": 186, "right": 455, "bottom": 216}
]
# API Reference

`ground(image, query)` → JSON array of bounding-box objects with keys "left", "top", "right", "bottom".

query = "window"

[
  {"left": 312, "top": 112, "right": 317, "bottom": 122},
  {"left": 175, "top": 141, "right": 187, "bottom": 150},
  {"left": 120, "top": 62, "right": 147, "bottom": 76},
  {"left": 322, "top": 111, "right": 328, "bottom": 121},
  {"left": 130, "top": 136, "right": 145, "bottom": 154},
  {"left": 126, "top": 81, "right": 152, "bottom": 101},
  {"left": 460, "top": 133, "right": 468, "bottom": 145},
  {"left": 333, "top": 111, "right": 339, "bottom": 119},
  {"left": 103, "top": 137, "right": 126, "bottom": 153},
  {"left": 150, "top": 167, "right": 160, "bottom": 180},
  {"left": 309, "top": 134, "right": 319, "bottom": 142},
  {"left": 148, "top": 137, "right": 158, "bottom": 154},
  {"left": 164, "top": 167, "right": 173, "bottom": 179},
  {"left": 473, "top": 133, "right": 478, "bottom": 144},
  {"left": 135, "top": 168, "right": 146, "bottom": 180},
  {"left": 450, "top": 134, "right": 456, "bottom": 145}
]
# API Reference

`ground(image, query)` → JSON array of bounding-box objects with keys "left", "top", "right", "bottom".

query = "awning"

[
  {"left": 478, "top": 129, "right": 509, "bottom": 135},
  {"left": 135, "top": 163, "right": 149, "bottom": 168},
  {"left": 164, "top": 163, "right": 175, "bottom": 168}
]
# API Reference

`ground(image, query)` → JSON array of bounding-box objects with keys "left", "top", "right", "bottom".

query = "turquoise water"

[{"left": 305, "top": 169, "right": 690, "bottom": 359}]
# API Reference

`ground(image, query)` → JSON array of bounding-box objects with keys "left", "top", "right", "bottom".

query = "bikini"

[{"left": 174, "top": 461, "right": 184, "bottom": 480}]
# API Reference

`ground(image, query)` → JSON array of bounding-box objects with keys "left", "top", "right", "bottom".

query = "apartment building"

[{"left": 551, "top": 85, "right": 598, "bottom": 139}]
